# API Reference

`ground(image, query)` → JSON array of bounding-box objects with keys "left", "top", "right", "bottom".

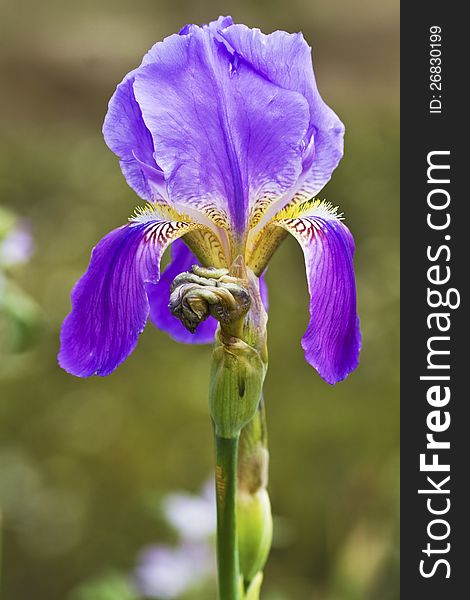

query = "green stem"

[{"left": 215, "top": 433, "right": 241, "bottom": 600}]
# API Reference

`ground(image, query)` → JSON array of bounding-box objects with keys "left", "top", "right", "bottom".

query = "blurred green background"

[{"left": 0, "top": 0, "right": 399, "bottom": 599}]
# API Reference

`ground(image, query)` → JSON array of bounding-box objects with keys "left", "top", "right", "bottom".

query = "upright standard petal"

[
  {"left": 221, "top": 25, "right": 344, "bottom": 217},
  {"left": 59, "top": 212, "right": 199, "bottom": 377},
  {"left": 103, "top": 73, "right": 167, "bottom": 202},
  {"left": 202, "top": 15, "right": 234, "bottom": 36},
  {"left": 146, "top": 239, "right": 218, "bottom": 344},
  {"left": 274, "top": 200, "right": 361, "bottom": 384},
  {"left": 133, "top": 26, "right": 309, "bottom": 238}
]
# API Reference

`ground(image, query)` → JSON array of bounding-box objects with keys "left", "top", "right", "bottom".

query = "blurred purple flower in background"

[
  {"left": 162, "top": 480, "right": 216, "bottom": 542},
  {"left": 0, "top": 207, "right": 40, "bottom": 357},
  {"left": 135, "top": 481, "right": 216, "bottom": 599},
  {"left": 0, "top": 220, "right": 34, "bottom": 268},
  {"left": 137, "top": 543, "right": 213, "bottom": 599}
]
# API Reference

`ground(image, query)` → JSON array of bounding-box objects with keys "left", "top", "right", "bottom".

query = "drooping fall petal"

[
  {"left": 274, "top": 201, "right": 361, "bottom": 384},
  {"left": 59, "top": 215, "right": 199, "bottom": 377}
]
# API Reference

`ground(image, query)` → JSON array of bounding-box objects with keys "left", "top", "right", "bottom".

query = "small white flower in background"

[{"left": 135, "top": 480, "right": 216, "bottom": 599}]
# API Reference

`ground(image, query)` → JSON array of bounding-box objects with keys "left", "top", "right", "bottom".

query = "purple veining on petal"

[
  {"left": 146, "top": 239, "right": 218, "bottom": 344},
  {"left": 287, "top": 216, "right": 361, "bottom": 384},
  {"left": 59, "top": 218, "right": 187, "bottom": 377}
]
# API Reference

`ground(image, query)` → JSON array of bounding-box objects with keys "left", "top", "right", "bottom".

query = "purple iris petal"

[
  {"left": 221, "top": 25, "right": 344, "bottom": 200},
  {"left": 59, "top": 219, "right": 189, "bottom": 377},
  {"left": 179, "top": 15, "right": 233, "bottom": 37},
  {"left": 103, "top": 74, "right": 166, "bottom": 201},
  {"left": 132, "top": 25, "right": 309, "bottom": 236},
  {"left": 146, "top": 239, "right": 218, "bottom": 344},
  {"left": 259, "top": 272, "right": 269, "bottom": 311},
  {"left": 279, "top": 213, "right": 360, "bottom": 384},
  {"left": 203, "top": 15, "right": 234, "bottom": 32},
  {"left": 302, "top": 219, "right": 360, "bottom": 384}
]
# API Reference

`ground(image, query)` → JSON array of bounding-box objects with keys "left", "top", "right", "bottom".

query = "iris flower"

[{"left": 59, "top": 15, "right": 361, "bottom": 385}]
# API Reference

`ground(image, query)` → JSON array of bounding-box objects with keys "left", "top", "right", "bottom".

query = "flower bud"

[
  {"left": 237, "top": 489, "right": 273, "bottom": 583},
  {"left": 209, "top": 333, "right": 266, "bottom": 438},
  {"left": 169, "top": 265, "right": 250, "bottom": 335}
]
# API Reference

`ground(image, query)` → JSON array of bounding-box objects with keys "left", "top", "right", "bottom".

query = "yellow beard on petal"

[
  {"left": 130, "top": 201, "right": 189, "bottom": 223},
  {"left": 274, "top": 197, "right": 343, "bottom": 221},
  {"left": 246, "top": 198, "right": 343, "bottom": 276},
  {"left": 130, "top": 202, "right": 228, "bottom": 268}
]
